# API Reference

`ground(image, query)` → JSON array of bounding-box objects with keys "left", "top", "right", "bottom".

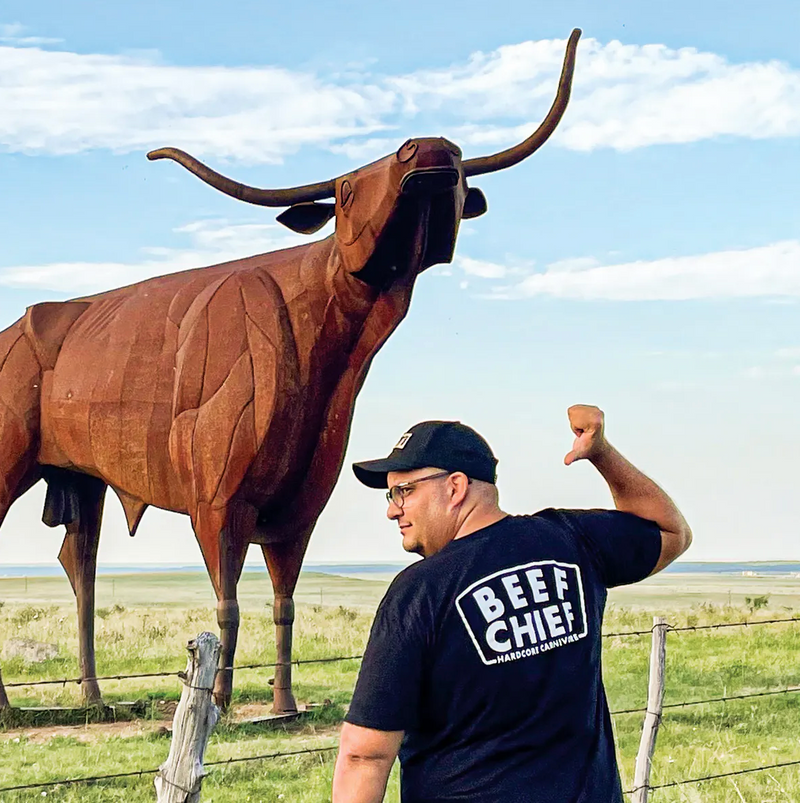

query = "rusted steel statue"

[{"left": 0, "top": 30, "right": 581, "bottom": 712}]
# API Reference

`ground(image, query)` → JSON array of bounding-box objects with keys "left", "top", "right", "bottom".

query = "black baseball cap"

[{"left": 352, "top": 420, "right": 498, "bottom": 489}]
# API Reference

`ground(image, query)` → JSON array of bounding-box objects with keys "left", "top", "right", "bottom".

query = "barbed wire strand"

[
  {"left": 205, "top": 744, "right": 337, "bottom": 768},
  {"left": 603, "top": 616, "right": 800, "bottom": 639},
  {"left": 0, "top": 745, "right": 339, "bottom": 794},
  {"left": 0, "top": 768, "right": 153, "bottom": 794},
  {"left": 610, "top": 685, "right": 800, "bottom": 716},
  {"left": 4, "top": 654, "right": 365, "bottom": 688},
  {"left": 625, "top": 757, "right": 800, "bottom": 795},
  {"left": 667, "top": 617, "right": 800, "bottom": 634}
]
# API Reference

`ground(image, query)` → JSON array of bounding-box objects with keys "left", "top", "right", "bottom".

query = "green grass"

[{"left": 1, "top": 572, "right": 800, "bottom": 801}]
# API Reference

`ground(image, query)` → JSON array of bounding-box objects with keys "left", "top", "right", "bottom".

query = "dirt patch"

[
  {"left": 0, "top": 702, "right": 333, "bottom": 744},
  {"left": 226, "top": 703, "right": 275, "bottom": 721},
  {"left": 0, "top": 719, "right": 170, "bottom": 744}
]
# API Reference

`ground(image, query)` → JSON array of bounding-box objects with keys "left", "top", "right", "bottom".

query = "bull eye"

[
  {"left": 397, "top": 140, "right": 418, "bottom": 163},
  {"left": 340, "top": 180, "right": 354, "bottom": 208}
]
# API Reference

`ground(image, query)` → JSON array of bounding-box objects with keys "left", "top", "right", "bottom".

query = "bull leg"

[
  {"left": 192, "top": 503, "right": 251, "bottom": 710},
  {"left": 58, "top": 473, "right": 107, "bottom": 707},
  {"left": 214, "top": 532, "right": 249, "bottom": 709},
  {"left": 0, "top": 466, "right": 33, "bottom": 707},
  {"left": 0, "top": 322, "right": 44, "bottom": 708},
  {"left": 262, "top": 529, "right": 313, "bottom": 714},
  {"left": 0, "top": 668, "right": 9, "bottom": 709}
]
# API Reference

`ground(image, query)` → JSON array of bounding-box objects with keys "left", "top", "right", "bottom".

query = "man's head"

[{"left": 352, "top": 421, "right": 500, "bottom": 557}]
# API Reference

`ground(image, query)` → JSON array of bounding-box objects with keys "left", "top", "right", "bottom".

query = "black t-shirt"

[{"left": 345, "top": 508, "right": 662, "bottom": 803}]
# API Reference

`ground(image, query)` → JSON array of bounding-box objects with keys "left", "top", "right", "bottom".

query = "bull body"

[
  {"left": 0, "top": 30, "right": 580, "bottom": 710},
  {"left": 41, "top": 239, "right": 405, "bottom": 546}
]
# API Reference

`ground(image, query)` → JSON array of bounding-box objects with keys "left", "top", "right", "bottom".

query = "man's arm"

[
  {"left": 564, "top": 404, "right": 692, "bottom": 574},
  {"left": 332, "top": 723, "right": 403, "bottom": 803}
]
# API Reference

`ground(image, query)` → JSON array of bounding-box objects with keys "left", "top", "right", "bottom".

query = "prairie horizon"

[{"left": 2, "top": 559, "right": 800, "bottom": 576}]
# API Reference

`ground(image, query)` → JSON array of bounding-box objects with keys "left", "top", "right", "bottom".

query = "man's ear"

[
  {"left": 277, "top": 202, "right": 336, "bottom": 234},
  {"left": 462, "top": 187, "right": 488, "bottom": 219}
]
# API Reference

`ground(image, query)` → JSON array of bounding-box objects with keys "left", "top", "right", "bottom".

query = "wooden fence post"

[
  {"left": 155, "top": 632, "right": 221, "bottom": 802},
  {"left": 632, "top": 616, "right": 667, "bottom": 803}
]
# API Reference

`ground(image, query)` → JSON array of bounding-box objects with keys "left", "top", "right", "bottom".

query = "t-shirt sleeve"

[
  {"left": 345, "top": 576, "right": 429, "bottom": 732},
  {"left": 555, "top": 508, "right": 663, "bottom": 588}
]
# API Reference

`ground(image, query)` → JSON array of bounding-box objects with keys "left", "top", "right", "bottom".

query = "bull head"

[{"left": 148, "top": 29, "right": 581, "bottom": 288}]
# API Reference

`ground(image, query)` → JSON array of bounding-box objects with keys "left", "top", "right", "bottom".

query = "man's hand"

[
  {"left": 564, "top": 404, "right": 609, "bottom": 466},
  {"left": 562, "top": 403, "right": 692, "bottom": 574}
]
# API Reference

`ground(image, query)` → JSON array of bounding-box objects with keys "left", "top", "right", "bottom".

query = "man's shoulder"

[
  {"left": 382, "top": 559, "right": 430, "bottom": 599},
  {"left": 529, "top": 507, "right": 618, "bottom": 528}
]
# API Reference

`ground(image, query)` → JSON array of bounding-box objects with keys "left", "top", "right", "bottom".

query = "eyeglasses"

[{"left": 386, "top": 471, "right": 452, "bottom": 508}]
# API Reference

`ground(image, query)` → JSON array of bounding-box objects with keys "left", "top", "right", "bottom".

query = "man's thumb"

[{"left": 564, "top": 451, "right": 578, "bottom": 466}]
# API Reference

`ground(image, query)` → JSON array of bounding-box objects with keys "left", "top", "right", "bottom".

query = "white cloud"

[
  {"left": 0, "top": 45, "right": 395, "bottom": 162},
  {"left": 454, "top": 255, "right": 535, "bottom": 280},
  {"left": 486, "top": 240, "right": 800, "bottom": 301},
  {"left": 398, "top": 38, "right": 800, "bottom": 152},
  {"left": 543, "top": 257, "right": 601, "bottom": 273},
  {"left": 743, "top": 364, "right": 800, "bottom": 380},
  {"left": 456, "top": 256, "right": 509, "bottom": 279},
  {"left": 0, "top": 33, "right": 798, "bottom": 162},
  {"left": 0, "top": 219, "right": 308, "bottom": 293},
  {"left": 327, "top": 137, "right": 399, "bottom": 161},
  {"left": 0, "top": 22, "right": 62, "bottom": 46}
]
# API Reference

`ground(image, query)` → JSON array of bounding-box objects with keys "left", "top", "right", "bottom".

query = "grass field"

[
  {"left": 1, "top": 571, "right": 800, "bottom": 801},
  {"left": 4, "top": 567, "right": 800, "bottom": 611}
]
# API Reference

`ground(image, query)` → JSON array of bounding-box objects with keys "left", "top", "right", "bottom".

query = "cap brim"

[{"left": 352, "top": 456, "right": 421, "bottom": 489}]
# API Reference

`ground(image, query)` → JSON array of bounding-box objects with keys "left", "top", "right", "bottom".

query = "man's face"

[{"left": 386, "top": 467, "right": 454, "bottom": 558}]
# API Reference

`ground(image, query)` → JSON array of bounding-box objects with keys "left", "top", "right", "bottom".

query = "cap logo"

[{"left": 394, "top": 432, "right": 413, "bottom": 450}]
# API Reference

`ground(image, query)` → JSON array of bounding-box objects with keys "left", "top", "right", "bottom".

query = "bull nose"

[{"left": 401, "top": 167, "right": 460, "bottom": 196}]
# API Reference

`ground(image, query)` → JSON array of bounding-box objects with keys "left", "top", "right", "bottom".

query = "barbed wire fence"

[
  {"left": 0, "top": 615, "right": 799, "bottom": 797},
  {"left": 6, "top": 615, "right": 797, "bottom": 690}
]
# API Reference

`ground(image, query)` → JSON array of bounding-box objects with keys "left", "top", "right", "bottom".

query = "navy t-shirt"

[{"left": 345, "top": 508, "right": 662, "bottom": 803}]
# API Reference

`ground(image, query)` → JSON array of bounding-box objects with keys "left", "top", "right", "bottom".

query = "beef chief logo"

[{"left": 456, "top": 561, "right": 588, "bottom": 665}]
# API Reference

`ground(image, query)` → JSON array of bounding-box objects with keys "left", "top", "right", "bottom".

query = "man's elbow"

[
  {"left": 340, "top": 748, "right": 396, "bottom": 766},
  {"left": 672, "top": 522, "right": 692, "bottom": 559},
  {"left": 651, "top": 524, "right": 692, "bottom": 575},
  {"left": 338, "top": 723, "right": 403, "bottom": 764},
  {"left": 681, "top": 524, "right": 693, "bottom": 555}
]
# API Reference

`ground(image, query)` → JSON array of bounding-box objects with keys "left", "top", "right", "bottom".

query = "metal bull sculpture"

[{"left": 0, "top": 30, "right": 580, "bottom": 711}]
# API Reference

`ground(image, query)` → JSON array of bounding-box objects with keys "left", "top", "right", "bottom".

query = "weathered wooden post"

[
  {"left": 155, "top": 632, "right": 221, "bottom": 802},
  {"left": 632, "top": 616, "right": 667, "bottom": 803}
]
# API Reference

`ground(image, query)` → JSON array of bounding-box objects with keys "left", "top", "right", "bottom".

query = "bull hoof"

[
  {"left": 82, "top": 684, "right": 104, "bottom": 709},
  {"left": 272, "top": 688, "right": 298, "bottom": 715},
  {"left": 213, "top": 677, "right": 233, "bottom": 711}
]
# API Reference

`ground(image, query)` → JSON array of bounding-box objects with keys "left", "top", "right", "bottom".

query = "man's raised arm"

[{"left": 564, "top": 404, "right": 692, "bottom": 574}]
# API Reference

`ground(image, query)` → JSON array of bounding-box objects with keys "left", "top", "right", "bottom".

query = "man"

[{"left": 332, "top": 405, "right": 691, "bottom": 803}]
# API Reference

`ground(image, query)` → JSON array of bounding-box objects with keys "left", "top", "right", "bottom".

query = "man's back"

[
  {"left": 333, "top": 408, "right": 692, "bottom": 803},
  {"left": 346, "top": 508, "right": 662, "bottom": 803}
]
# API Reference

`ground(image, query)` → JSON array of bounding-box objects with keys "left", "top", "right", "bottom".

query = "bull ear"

[
  {"left": 462, "top": 187, "right": 488, "bottom": 219},
  {"left": 277, "top": 201, "right": 336, "bottom": 234}
]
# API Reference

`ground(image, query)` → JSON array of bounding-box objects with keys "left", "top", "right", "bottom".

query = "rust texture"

[{"left": 0, "top": 30, "right": 581, "bottom": 712}]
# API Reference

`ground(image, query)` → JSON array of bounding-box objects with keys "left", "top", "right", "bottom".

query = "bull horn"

[
  {"left": 463, "top": 28, "right": 581, "bottom": 178},
  {"left": 147, "top": 148, "right": 336, "bottom": 207}
]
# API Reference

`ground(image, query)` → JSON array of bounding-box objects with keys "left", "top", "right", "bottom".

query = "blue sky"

[{"left": 0, "top": 1, "right": 798, "bottom": 570}]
